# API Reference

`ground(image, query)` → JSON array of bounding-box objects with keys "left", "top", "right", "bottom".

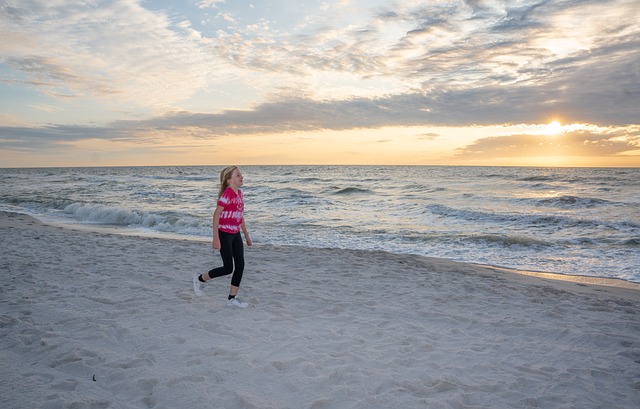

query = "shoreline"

[
  {"left": 2, "top": 210, "right": 639, "bottom": 408},
  {"left": 11, "top": 210, "right": 640, "bottom": 292}
]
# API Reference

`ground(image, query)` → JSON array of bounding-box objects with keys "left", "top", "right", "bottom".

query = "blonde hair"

[{"left": 217, "top": 166, "right": 238, "bottom": 199}]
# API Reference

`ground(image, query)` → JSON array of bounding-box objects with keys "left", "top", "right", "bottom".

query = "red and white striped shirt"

[{"left": 217, "top": 187, "right": 244, "bottom": 234}]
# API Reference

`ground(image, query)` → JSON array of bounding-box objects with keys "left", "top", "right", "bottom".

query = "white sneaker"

[
  {"left": 227, "top": 297, "right": 248, "bottom": 309},
  {"left": 192, "top": 273, "right": 204, "bottom": 297}
]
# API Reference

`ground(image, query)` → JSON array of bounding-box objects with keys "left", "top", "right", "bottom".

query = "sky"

[{"left": 1, "top": 0, "right": 639, "bottom": 168}]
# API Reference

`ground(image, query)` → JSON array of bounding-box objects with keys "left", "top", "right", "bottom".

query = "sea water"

[{"left": 1, "top": 165, "right": 638, "bottom": 282}]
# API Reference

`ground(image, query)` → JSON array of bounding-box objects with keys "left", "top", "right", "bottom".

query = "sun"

[{"left": 543, "top": 121, "right": 563, "bottom": 135}]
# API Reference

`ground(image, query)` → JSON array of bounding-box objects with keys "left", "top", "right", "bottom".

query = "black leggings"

[{"left": 207, "top": 230, "right": 244, "bottom": 287}]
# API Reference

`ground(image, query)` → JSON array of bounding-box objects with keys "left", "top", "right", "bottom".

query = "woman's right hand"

[{"left": 212, "top": 237, "right": 221, "bottom": 250}]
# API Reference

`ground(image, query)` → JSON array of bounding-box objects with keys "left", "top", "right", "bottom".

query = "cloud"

[
  {"left": 1, "top": 0, "right": 639, "bottom": 164},
  {"left": 0, "top": 0, "right": 212, "bottom": 109},
  {"left": 28, "top": 104, "right": 65, "bottom": 113},
  {"left": 456, "top": 127, "right": 640, "bottom": 159},
  {"left": 198, "top": 0, "right": 226, "bottom": 10},
  {"left": 2, "top": 72, "right": 639, "bottom": 150},
  {"left": 0, "top": 124, "right": 128, "bottom": 151},
  {"left": 196, "top": 0, "right": 640, "bottom": 119},
  {"left": 3, "top": 0, "right": 639, "bottom": 116}
]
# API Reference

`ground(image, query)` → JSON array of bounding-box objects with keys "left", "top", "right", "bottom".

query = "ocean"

[{"left": 1, "top": 165, "right": 638, "bottom": 283}]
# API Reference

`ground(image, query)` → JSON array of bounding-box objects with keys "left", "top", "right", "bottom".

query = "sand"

[{"left": 1, "top": 211, "right": 639, "bottom": 409}]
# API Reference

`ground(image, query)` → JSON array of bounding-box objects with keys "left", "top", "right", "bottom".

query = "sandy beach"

[{"left": 1, "top": 211, "right": 639, "bottom": 409}]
